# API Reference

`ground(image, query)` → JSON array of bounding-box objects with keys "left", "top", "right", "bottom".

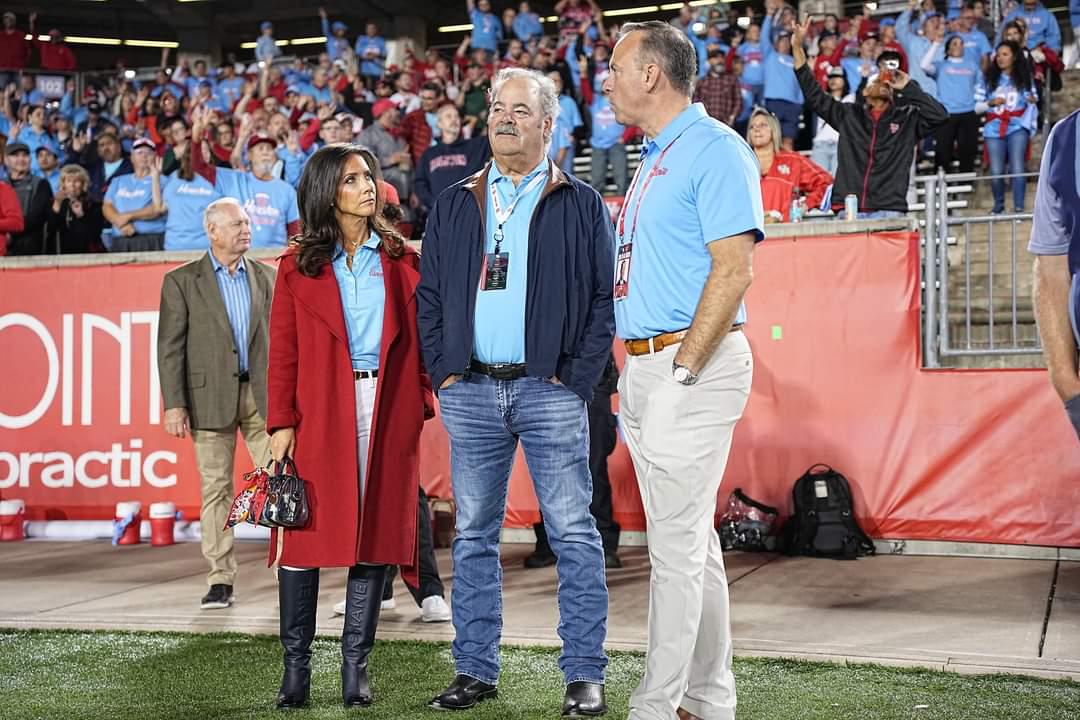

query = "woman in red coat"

[
  {"left": 266, "top": 144, "right": 434, "bottom": 709},
  {"left": 747, "top": 108, "right": 834, "bottom": 223}
]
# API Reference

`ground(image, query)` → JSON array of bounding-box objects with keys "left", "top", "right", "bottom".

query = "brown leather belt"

[{"left": 624, "top": 325, "right": 742, "bottom": 356}]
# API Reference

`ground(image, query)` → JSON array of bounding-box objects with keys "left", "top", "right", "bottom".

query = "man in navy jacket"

[{"left": 418, "top": 67, "right": 614, "bottom": 718}]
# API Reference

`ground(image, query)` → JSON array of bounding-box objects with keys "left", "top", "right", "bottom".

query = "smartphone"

[
  {"left": 737, "top": 17, "right": 751, "bottom": 29},
  {"left": 884, "top": 59, "right": 900, "bottom": 70}
]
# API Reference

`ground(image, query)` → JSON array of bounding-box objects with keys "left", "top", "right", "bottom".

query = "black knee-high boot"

[
  {"left": 341, "top": 563, "right": 388, "bottom": 706},
  {"left": 276, "top": 568, "right": 320, "bottom": 709}
]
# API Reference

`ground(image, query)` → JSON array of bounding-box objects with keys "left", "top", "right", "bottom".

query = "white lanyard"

[{"left": 489, "top": 169, "right": 547, "bottom": 248}]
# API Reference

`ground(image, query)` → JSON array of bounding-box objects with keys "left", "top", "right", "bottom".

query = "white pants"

[
  {"left": 620, "top": 331, "right": 753, "bottom": 720},
  {"left": 282, "top": 376, "right": 377, "bottom": 573}
]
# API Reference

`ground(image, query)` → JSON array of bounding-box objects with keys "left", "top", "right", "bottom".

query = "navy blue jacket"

[{"left": 417, "top": 161, "right": 615, "bottom": 402}]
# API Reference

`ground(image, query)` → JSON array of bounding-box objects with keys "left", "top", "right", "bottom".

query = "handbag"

[{"left": 224, "top": 457, "right": 310, "bottom": 530}]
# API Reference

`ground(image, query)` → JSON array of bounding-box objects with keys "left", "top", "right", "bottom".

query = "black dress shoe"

[
  {"left": 430, "top": 674, "right": 498, "bottom": 710},
  {"left": 562, "top": 681, "right": 607, "bottom": 717},
  {"left": 523, "top": 551, "right": 557, "bottom": 569},
  {"left": 604, "top": 553, "right": 622, "bottom": 570}
]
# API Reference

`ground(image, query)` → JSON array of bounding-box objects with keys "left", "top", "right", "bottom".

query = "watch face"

[{"left": 674, "top": 367, "right": 691, "bottom": 383}]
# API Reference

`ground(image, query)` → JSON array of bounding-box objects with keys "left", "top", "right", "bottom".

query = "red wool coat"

[{"left": 266, "top": 245, "right": 434, "bottom": 571}]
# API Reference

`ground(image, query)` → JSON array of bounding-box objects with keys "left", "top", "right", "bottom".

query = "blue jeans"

[
  {"left": 438, "top": 373, "right": 608, "bottom": 686},
  {"left": 985, "top": 130, "right": 1029, "bottom": 213}
]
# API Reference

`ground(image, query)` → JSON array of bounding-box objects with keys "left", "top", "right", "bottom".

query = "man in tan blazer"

[{"left": 157, "top": 198, "right": 276, "bottom": 610}]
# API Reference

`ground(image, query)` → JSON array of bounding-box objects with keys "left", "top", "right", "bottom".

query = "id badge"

[
  {"left": 480, "top": 252, "right": 510, "bottom": 291},
  {"left": 614, "top": 242, "right": 632, "bottom": 301}
]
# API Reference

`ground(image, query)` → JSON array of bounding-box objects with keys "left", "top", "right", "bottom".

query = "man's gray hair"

[
  {"left": 203, "top": 197, "right": 245, "bottom": 235},
  {"left": 490, "top": 67, "right": 561, "bottom": 124},
  {"left": 619, "top": 20, "right": 698, "bottom": 97}
]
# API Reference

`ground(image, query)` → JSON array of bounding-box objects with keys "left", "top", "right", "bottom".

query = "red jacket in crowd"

[
  {"left": 0, "top": 181, "right": 26, "bottom": 255},
  {"left": 36, "top": 38, "right": 76, "bottom": 71},
  {"left": 0, "top": 27, "right": 30, "bottom": 69},
  {"left": 759, "top": 151, "right": 833, "bottom": 223},
  {"left": 400, "top": 104, "right": 456, "bottom": 165}
]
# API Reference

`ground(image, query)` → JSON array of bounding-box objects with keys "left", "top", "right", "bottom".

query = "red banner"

[{"left": 1, "top": 233, "right": 1078, "bottom": 545}]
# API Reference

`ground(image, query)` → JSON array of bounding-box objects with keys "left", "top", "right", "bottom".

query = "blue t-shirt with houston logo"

[
  {"left": 104, "top": 173, "right": 166, "bottom": 237},
  {"left": 213, "top": 168, "right": 299, "bottom": 248},
  {"left": 162, "top": 171, "right": 223, "bottom": 251}
]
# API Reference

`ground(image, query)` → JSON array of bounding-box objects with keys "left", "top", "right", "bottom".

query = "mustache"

[{"left": 495, "top": 124, "right": 519, "bottom": 136}]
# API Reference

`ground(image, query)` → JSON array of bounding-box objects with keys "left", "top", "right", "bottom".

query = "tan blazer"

[{"left": 157, "top": 252, "right": 276, "bottom": 430}]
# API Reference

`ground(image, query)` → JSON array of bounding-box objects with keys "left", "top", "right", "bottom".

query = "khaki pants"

[
  {"left": 619, "top": 331, "right": 753, "bottom": 720},
  {"left": 192, "top": 382, "right": 271, "bottom": 587}
]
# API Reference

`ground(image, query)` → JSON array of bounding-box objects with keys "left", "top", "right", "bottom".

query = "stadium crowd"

[{"left": 0, "top": 0, "right": 1076, "bottom": 254}]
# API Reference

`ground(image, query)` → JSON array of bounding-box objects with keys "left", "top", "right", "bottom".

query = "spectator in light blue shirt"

[
  {"left": 735, "top": 23, "right": 766, "bottom": 106},
  {"left": 761, "top": 17, "right": 803, "bottom": 150},
  {"left": 897, "top": 8, "right": 942, "bottom": 97},
  {"left": 1000, "top": 0, "right": 1061, "bottom": 51},
  {"left": 103, "top": 138, "right": 167, "bottom": 251},
  {"left": 547, "top": 69, "right": 583, "bottom": 174},
  {"left": 954, "top": 6, "right": 993, "bottom": 66},
  {"left": 35, "top": 143, "right": 61, "bottom": 192},
  {"left": 216, "top": 65, "right": 246, "bottom": 111},
  {"left": 16, "top": 105, "right": 55, "bottom": 173},
  {"left": 161, "top": 154, "right": 223, "bottom": 251},
  {"left": 18, "top": 74, "right": 44, "bottom": 108},
  {"left": 924, "top": 34, "right": 984, "bottom": 173},
  {"left": 467, "top": 0, "right": 502, "bottom": 57},
  {"left": 355, "top": 23, "right": 387, "bottom": 84},
  {"left": 256, "top": 21, "right": 282, "bottom": 64},
  {"left": 320, "top": 9, "right": 352, "bottom": 62},
  {"left": 513, "top": 2, "right": 544, "bottom": 42}
]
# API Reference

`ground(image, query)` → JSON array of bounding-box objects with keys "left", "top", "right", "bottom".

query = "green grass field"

[{"left": 1, "top": 630, "right": 1078, "bottom": 719}]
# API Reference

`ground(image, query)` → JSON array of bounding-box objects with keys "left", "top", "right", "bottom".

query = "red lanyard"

[{"left": 616, "top": 133, "right": 684, "bottom": 245}]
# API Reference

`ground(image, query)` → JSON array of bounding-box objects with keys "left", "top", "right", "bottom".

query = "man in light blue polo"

[
  {"left": 1029, "top": 107, "right": 1080, "bottom": 440},
  {"left": 419, "top": 67, "right": 613, "bottom": 718},
  {"left": 603, "top": 20, "right": 764, "bottom": 720}
]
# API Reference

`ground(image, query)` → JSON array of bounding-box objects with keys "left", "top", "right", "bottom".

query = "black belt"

[
  {"left": 468, "top": 359, "right": 527, "bottom": 380},
  {"left": 237, "top": 371, "right": 250, "bottom": 383},
  {"left": 353, "top": 369, "right": 379, "bottom": 379}
]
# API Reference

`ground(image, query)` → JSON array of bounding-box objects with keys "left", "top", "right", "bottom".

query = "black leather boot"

[
  {"left": 341, "top": 563, "right": 388, "bottom": 707},
  {"left": 276, "top": 568, "right": 320, "bottom": 709}
]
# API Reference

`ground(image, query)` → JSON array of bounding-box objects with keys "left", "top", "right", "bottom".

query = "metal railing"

[{"left": 921, "top": 169, "right": 1042, "bottom": 367}]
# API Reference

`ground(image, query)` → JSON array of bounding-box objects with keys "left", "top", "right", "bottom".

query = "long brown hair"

[{"left": 293, "top": 144, "right": 406, "bottom": 277}]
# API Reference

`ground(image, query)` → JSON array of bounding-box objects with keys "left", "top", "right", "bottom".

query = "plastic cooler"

[
  {"left": 115, "top": 501, "right": 142, "bottom": 545},
  {"left": 149, "top": 502, "right": 176, "bottom": 546},
  {"left": 0, "top": 500, "right": 26, "bottom": 541}
]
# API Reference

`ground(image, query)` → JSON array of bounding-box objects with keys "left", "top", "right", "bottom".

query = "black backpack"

[{"left": 782, "top": 464, "right": 875, "bottom": 560}]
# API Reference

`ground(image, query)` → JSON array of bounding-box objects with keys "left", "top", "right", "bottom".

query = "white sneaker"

[
  {"left": 420, "top": 595, "right": 451, "bottom": 623},
  {"left": 333, "top": 598, "right": 346, "bottom": 616}
]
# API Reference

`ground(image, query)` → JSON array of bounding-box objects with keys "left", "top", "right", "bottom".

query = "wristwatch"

[{"left": 672, "top": 361, "right": 699, "bottom": 386}]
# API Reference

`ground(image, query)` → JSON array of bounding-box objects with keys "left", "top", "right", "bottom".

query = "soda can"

[{"left": 844, "top": 194, "right": 859, "bottom": 221}]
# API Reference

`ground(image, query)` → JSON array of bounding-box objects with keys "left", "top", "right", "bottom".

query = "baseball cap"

[
  {"left": 923, "top": 11, "right": 941, "bottom": 20},
  {"left": 260, "top": 21, "right": 273, "bottom": 31},
  {"left": 777, "top": 29, "right": 792, "bottom": 39},
  {"left": 4, "top": 142, "right": 29, "bottom": 155},
  {"left": 286, "top": 84, "right": 301, "bottom": 95},
  {"left": 198, "top": 78, "right": 213, "bottom": 88},
  {"left": 879, "top": 18, "right": 896, "bottom": 27},
  {"left": 333, "top": 58, "right": 348, "bottom": 70},
  {"left": 87, "top": 101, "right": 102, "bottom": 113},
  {"left": 247, "top": 134, "right": 277, "bottom": 150},
  {"left": 827, "top": 65, "right": 845, "bottom": 78},
  {"left": 36, "top": 142, "right": 59, "bottom": 157},
  {"left": 332, "top": 21, "right": 348, "bottom": 33},
  {"left": 379, "top": 180, "right": 400, "bottom": 206},
  {"left": 861, "top": 30, "right": 880, "bottom": 42},
  {"left": 132, "top": 137, "right": 156, "bottom": 152},
  {"left": 372, "top": 98, "right": 398, "bottom": 118}
]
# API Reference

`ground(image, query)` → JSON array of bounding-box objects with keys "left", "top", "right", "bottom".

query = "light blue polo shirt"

[
  {"left": 473, "top": 159, "right": 548, "bottom": 364},
  {"left": 332, "top": 234, "right": 385, "bottom": 371},
  {"left": 613, "top": 103, "right": 764, "bottom": 341}
]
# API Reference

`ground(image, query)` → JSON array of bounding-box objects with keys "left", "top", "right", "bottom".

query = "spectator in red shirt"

[
  {"left": 692, "top": 48, "right": 742, "bottom": 127},
  {"left": 0, "top": 173, "right": 25, "bottom": 255},
  {"left": 0, "top": 11, "right": 30, "bottom": 81},
  {"left": 813, "top": 31, "right": 841, "bottom": 89},
  {"left": 400, "top": 82, "right": 449, "bottom": 165},
  {"left": 747, "top": 108, "right": 833, "bottom": 223},
  {"left": 29, "top": 19, "right": 76, "bottom": 72}
]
